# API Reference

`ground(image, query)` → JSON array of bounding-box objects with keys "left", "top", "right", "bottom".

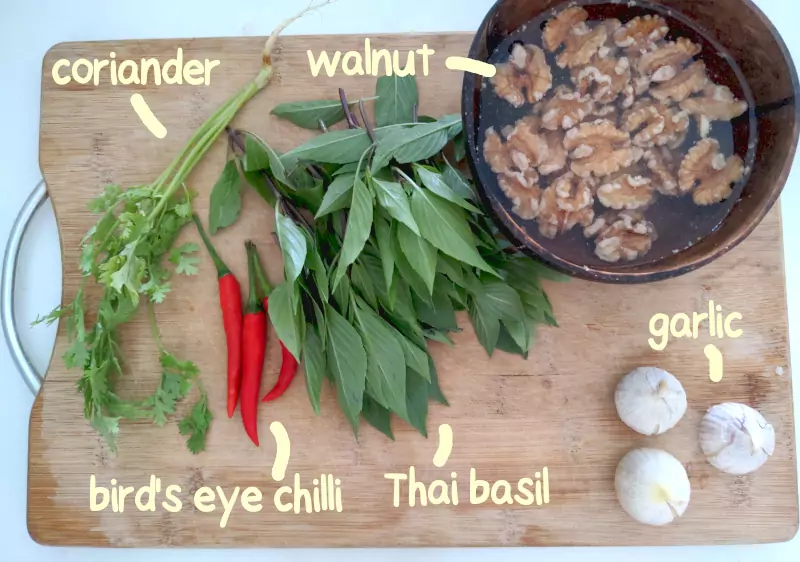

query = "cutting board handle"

[{"left": 2, "top": 180, "right": 47, "bottom": 395}]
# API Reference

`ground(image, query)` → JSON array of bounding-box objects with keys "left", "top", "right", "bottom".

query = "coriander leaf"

[
  {"left": 271, "top": 97, "right": 377, "bottom": 130},
  {"left": 91, "top": 414, "right": 121, "bottom": 453},
  {"left": 373, "top": 213, "right": 395, "bottom": 294},
  {"left": 282, "top": 128, "right": 372, "bottom": 165},
  {"left": 401, "top": 368, "right": 429, "bottom": 437},
  {"left": 409, "top": 189, "right": 496, "bottom": 275},
  {"left": 469, "top": 296, "right": 501, "bottom": 356},
  {"left": 174, "top": 201, "right": 192, "bottom": 218},
  {"left": 302, "top": 328, "right": 326, "bottom": 415},
  {"left": 414, "top": 164, "right": 481, "bottom": 213},
  {"left": 169, "top": 243, "right": 199, "bottom": 276},
  {"left": 244, "top": 135, "right": 271, "bottom": 172},
  {"left": 275, "top": 207, "right": 308, "bottom": 285},
  {"left": 316, "top": 172, "right": 355, "bottom": 218},
  {"left": 354, "top": 300, "right": 407, "bottom": 419},
  {"left": 397, "top": 223, "right": 437, "bottom": 295},
  {"left": 426, "top": 355, "right": 448, "bottom": 405},
  {"left": 268, "top": 281, "right": 303, "bottom": 360},
  {"left": 374, "top": 75, "right": 418, "bottom": 127},
  {"left": 178, "top": 393, "right": 212, "bottom": 454},
  {"left": 208, "top": 160, "right": 243, "bottom": 233},
  {"left": 361, "top": 395, "right": 394, "bottom": 440},
  {"left": 326, "top": 305, "right": 367, "bottom": 434},
  {"left": 371, "top": 178, "right": 419, "bottom": 235},
  {"left": 371, "top": 115, "right": 462, "bottom": 172},
  {"left": 333, "top": 175, "right": 373, "bottom": 288}
]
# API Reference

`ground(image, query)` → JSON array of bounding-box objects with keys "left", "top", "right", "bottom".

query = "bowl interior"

[{"left": 462, "top": 0, "right": 800, "bottom": 283}]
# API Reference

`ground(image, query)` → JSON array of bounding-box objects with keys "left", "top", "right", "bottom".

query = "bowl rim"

[{"left": 460, "top": 0, "right": 800, "bottom": 284}]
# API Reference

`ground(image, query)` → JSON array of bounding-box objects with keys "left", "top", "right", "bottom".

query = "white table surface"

[{"left": 1, "top": 0, "right": 798, "bottom": 559}]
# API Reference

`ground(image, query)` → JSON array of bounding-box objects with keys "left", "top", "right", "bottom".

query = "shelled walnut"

[
  {"left": 557, "top": 23, "right": 609, "bottom": 69},
  {"left": 637, "top": 38, "right": 701, "bottom": 84},
  {"left": 585, "top": 210, "right": 658, "bottom": 263},
  {"left": 491, "top": 43, "right": 554, "bottom": 107},
  {"left": 536, "top": 173, "right": 596, "bottom": 238},
  {"left": 573, "top": 54, "right": 633, "bottom": 105},
  {"left": 498, "top": 169, "right": 543, "bottom": 220},
  {"left": 650, "top": 60, "right": 708, "bottom": 102},
  {"left": 564, "top": 119, "right": 643, "bottom": 178},
  {"left": 613, "top": 15, "right": 670, "bottom": 51},
  {"left": 679, "top": 138, "right": 745, "bottom": 205},
  {"left": 543, "top": 6, "right": 589, "bottom": 52},
  {"left": 483, "top": 6, "right": 753, "bottom": 265},
  {"left": 541, "top": 86, "right": 595, "bottom": 130},
  {"left": 597, "top": 172, "right": 656, "bottom": 210},
  {"left": 680, "top": 84, "right": 749, "bottom": 137},
  {"left": 644, "top": 147, "right": 681, "bottom": 196},
  {"left": 622, "top": 100, "right": 690, "bottom": 148}
]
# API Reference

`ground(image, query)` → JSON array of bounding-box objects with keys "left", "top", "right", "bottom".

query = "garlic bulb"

[
  {"left": 699, "top": 402, "right": 775, "bottom": 475},
  {"left": 615, "top": 448, "right": 691, "bottom": 526},
  {"left": 615, "top": 367, "right": 687, "bottom": 435}
]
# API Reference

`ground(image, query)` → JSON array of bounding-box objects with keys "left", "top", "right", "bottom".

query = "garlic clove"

[
  {"left": 614, "top": 366, "right": 687, "bottom": 435},
  {"left": 699, "top": 402, "right": 776, "bottom": 475},
  {"left": 615, "top": 448, "right": 691, "bottom": 526}
]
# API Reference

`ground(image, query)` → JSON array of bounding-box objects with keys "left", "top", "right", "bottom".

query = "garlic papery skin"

[
  {"left": 699, "top": 403, "right": 776, "bottom": 475},
  {"left": 615, "top": 448, "right": 691, "bottom": 526},
  {"left": 615, "top": 367, "right": 687, "bottom": 435}
]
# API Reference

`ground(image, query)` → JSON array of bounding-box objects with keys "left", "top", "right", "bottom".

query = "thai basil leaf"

[
  {"left": 427, "top": 355, "right": 448, "bottom": 405},
  {"left": 469, "top": 295, "right": 501, "bottom": 356},
  {"left": 401, "top": 368, "right": 429, "bottom": 437},
  {"left": 268, "top": 281, "right": 303, "bottom": 360},
  {"left": 371, "top": 178, "right": 419, "bottom": 235},
  {"left": 371, "top": 115, "right": 462, "bottom": 172},
  {"left": 361, "top": 395, "right": 394, "bottom": 440},
  {"left": 351, "top": 261, "right": 378, "bottom": 310},
  {"left": 208, "top": 160, "right": 242, "bottom": 233},
  {"left": 316, "top": 173, "right": 355, "bottom": 218},
  {"left": 414, "top": 164, "right": 481, "bottom": 213},
  {"left": 303, "top": 328, "right": 326, "bottom": 415},
  {"left": 271, "top": 98, "right": 370, "bottom": 130},
  {"left": 333, "top": 175, "right": 374, "bottom": 288},
  {"left": 275, "top": 207, "right": 308, "bottom": 285},
  {"left": 392, "top": 226, "right": 433, "bottom": 303},
  {"left": 305, "top": 244, "right": 329, "bottom": 302},
  {"left": 243, "top": 136, "right": 270, "bottom": 172},
  {"left": 373, "top": 213, "right": 395, "bottom": 294},
  {"left": 282, "top": 129, "right": 372, "bottom": 165},
  {"left": 374, "top": 74, "right": 418, "bottom": 127},
  {"left": 397, "top": 223, "right": 437, "bottom": 295},
  {"left": 354, "top": 300, "right": 408, "bottom": 419},
  {"left": 325, "top": 305, "right": 368, "bottom": 434},
  {"left": 442, "top": 158, "right": 475, "bottom": 200},
  {"left": 242, "top": 169, "right": 277, "bottom": 207},
  {"left": 409, "top": 189, "right": 496, "bottom": 275}
]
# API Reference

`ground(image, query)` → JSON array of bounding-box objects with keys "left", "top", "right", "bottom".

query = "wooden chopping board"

[{"left": 29, "top": 33, "right": 798, "bottom": 547}]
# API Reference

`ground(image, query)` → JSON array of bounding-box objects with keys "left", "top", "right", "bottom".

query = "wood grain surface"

[{"left": 28, "top": 33, "right": 798, "bottom": 547}]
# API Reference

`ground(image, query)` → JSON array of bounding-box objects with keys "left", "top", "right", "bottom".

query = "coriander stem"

[{"left": 147, "top": 299, "right": 165, "bottom": 353}]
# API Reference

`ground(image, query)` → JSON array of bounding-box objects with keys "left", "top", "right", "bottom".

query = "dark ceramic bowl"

[{"left": 462, "top": 0, "right": 800, "bottom": 283}]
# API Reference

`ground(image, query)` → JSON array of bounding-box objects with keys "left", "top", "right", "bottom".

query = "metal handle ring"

[{"left": 2, "top": 181, "right": 48, "bottom": 395}]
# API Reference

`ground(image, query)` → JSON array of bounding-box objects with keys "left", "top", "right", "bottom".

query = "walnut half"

[
  {"left": 597, "top": 172, "right": 656, "bottom": 210},
  {"left": 680, "top": 84, "right": 749, "bottom": 137},
  {"left": 491, "top": 43, "right": 554, "bottom": 107},
  {"left": 585, "top": 210, "right": 658, "bottom": 263},
  {"left": 563, "top": 119, "right": 643, "bottom": 178},
  {"left": 678, "top": 138, "right": 745, "bottom": 205},
  {"left": 536, "top": 172, "right": 595, "bottom": 238}
]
